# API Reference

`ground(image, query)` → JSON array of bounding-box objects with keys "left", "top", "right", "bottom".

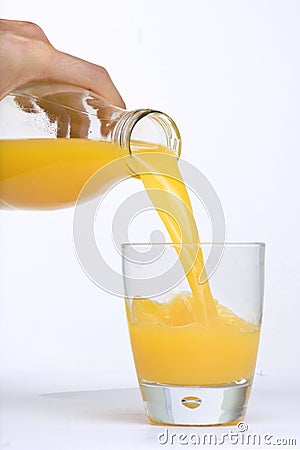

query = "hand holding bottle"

[{"left": 0, "top": 19, "right": 125, "bottom": 108}]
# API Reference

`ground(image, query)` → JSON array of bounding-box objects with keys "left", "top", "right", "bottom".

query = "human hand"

[{"left": 0, "top": 19, "right": 125, "bottom": 108}]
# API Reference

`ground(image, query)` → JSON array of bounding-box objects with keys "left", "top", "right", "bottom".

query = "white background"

[{"left": 1, "top": 0, "right": 300, "bottom": 397}]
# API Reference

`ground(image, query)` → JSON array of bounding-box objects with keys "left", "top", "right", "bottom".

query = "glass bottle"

[{"left": 0, "top": 81, "right": 181, "bottom": 210}]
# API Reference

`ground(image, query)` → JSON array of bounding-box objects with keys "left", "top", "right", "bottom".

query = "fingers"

[
  {"left": 0, "top": 19, "right": 125, "bottom": 109},
  {"left": 0, "top": 33, "right": 47, "bottom": 99},
  {"left": 0, "top": 18, "right": 51, "bottom": 44},
  {"left": 45, "top": 50, "right": 126, "bottom": 109}
]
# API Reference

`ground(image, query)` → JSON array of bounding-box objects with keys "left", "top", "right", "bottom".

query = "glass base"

[{"left": 140, "top": 380, "right": 252, "bottom": 426}]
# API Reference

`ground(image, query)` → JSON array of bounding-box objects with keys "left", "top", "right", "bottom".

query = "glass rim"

[{"left": 121, "top": 241, "right": 266, "bottom": 248}]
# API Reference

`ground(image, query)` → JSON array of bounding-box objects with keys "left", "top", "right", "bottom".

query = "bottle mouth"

[{"left": 112, "top": 109, "right": 182, "bottom": 157}]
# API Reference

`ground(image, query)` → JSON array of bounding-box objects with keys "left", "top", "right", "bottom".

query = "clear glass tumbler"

[{"left": 122, "top": 242, "right": 265, "bottom": 426}]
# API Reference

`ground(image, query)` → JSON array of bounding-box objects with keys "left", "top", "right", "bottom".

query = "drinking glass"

[{"left": 122, "top": 242, "right": 265, "bottom": 426}]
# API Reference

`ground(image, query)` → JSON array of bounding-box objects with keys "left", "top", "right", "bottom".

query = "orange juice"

[
  {"left": 125, "top": 152, "right": 259, "bottom": 387},
  {"left": 0, "top": 139, "right": 125, "bottom": 209},
  {"left": 132, "top": 151, "right": 218, "bottom": 326},
  {"left": 1, "top": 137, "right": 259, "bottom": 388},
  {"left": 126, "top": 294, "right": 260, "bottom": 386}
]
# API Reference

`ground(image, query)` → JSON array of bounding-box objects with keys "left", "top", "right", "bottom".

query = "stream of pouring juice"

[
  {"left": 127, "top": 150, "right": 260, "bottom": 386},
  {"left": 0, "top": 138, "right": 260, "bottom": 385}
]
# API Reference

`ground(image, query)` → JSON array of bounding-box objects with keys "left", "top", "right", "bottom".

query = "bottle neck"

[
  {"left": 112, "top": 109, "right": 181, "bottom": 157},
  {"left": 6, "top": 81, "right": 181, "bottom": 154}
]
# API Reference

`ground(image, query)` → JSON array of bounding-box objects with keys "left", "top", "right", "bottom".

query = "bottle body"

[{"left": 0, "top": 82, "right": 181, "bottom": 210}]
